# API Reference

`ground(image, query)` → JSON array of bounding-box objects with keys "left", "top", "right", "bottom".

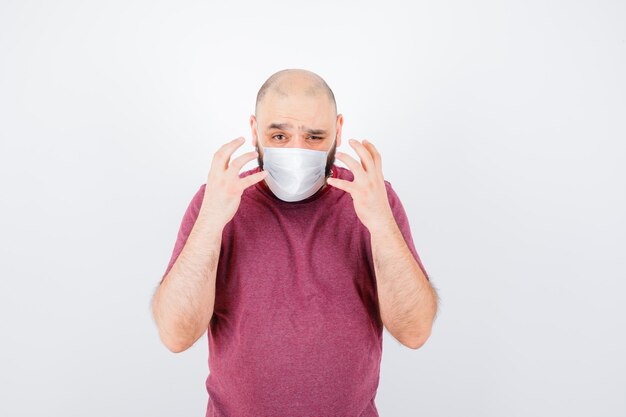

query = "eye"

[
  {"left": 308, "top": 136, "right": 323, "bottom": 140},
  {"left": 272, "top": 134, "right": 286, "bottom": 141}
]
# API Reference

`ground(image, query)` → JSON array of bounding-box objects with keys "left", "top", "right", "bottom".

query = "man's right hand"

[{"left": 201, "top": 137, "right": 268, "bottom": 228}]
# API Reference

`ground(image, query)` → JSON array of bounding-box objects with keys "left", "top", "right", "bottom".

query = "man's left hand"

[{"left": 327, "top": 139, "right": 396, "bottom": 234}]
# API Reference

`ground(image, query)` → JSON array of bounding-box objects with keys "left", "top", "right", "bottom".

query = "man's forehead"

[{"left": 258, "top": 100, "right": 335, "bottom": 129}]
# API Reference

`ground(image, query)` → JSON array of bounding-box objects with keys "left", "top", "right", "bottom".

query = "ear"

[
  {"left": 250, "top": 115, "right": 258, "bottom": 147},
  {"left": 335, "top": 113, "right": 344, "bottom": 147}
]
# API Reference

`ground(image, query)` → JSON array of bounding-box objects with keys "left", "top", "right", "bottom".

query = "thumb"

[
  {"left": 327, "top": 177, "right": 350, "bottom": 192},
  {"left": 241, "top": 170, "right": 268, "bottom": 189}
]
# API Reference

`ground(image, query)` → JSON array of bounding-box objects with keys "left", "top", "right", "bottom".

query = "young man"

[{"left": 151, "top": 68, "right": 438, "bottom": 417}]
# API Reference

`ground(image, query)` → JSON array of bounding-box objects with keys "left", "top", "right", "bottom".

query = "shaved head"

[
  {"left": 250, "top": 68, "right": 344, "bottom": 183},
  {"left": 255, "top": 69, "right": 337, "bottom": 116}
]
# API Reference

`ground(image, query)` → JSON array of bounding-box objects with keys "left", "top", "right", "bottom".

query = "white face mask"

[{"left": 258, "top": 141, "right": 332, "bottom": 202}]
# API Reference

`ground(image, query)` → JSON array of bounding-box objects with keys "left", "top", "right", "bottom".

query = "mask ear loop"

[
  {"left": 325, "top": 134, "right": 338, "bottom": 179},
  {"left": 255, "top": 134, "right": 265, "bottom": 171}
]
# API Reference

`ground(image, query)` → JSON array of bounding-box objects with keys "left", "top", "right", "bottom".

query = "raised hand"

[
  {"left": 201, "top": 137, "right": 268, "bottom": 228},
  {"left": 326, "top": 139, "right": 395, "bottom": 234}
]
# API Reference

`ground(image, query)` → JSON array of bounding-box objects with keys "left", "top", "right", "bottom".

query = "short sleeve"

[
  {"left": 385, "top": 181, "right": 430, "bottom": 281},
  {"left": 159, "top": 184, "right": 206, "bottom": 284}
]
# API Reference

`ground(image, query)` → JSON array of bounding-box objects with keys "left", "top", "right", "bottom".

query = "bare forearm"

[
  {"left": 152, "top": 207, "right": 223, "bottom": 353},
  {"left": 370, "top": 217, "right": 437, "bottom": 349}
]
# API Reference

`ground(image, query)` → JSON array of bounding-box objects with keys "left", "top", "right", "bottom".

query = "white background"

[{"left": 1, "top": 1, "right": 625, "bottom": 416}]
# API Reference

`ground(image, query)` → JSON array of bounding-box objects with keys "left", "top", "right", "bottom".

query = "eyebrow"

[{"left": 267, "top": 123, "right": 328, "bottom": 135}]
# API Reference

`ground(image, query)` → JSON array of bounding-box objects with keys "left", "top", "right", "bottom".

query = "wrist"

[
  {"left": 197, "top": 204, "right": 227, "bottom": 234},
  {"left": 367, "top": 212, "right": 398, "bottom": 237}
]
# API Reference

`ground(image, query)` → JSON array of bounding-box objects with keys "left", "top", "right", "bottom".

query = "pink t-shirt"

[{"left": 161, "top": 163, "right": 429, "bottom": 417}]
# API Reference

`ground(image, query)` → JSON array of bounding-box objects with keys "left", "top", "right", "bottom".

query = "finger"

[
  {"left": 228, "top": 150, "right": 259, "bottom": 174},
  {"left": 361, "top": 139, "right": 382, "bottom": 172},
  {"left": 335, "top": 151, "right": 365, "bottom": 179},
  {"left": 326, "top": 177, "right": 355, "bottom": 194},
  {"left": 212, "top": 137, "right": 246, "bottom": 171},
  {"left": 348, "top": 139, "right": 376, "bottom": 172},
  {"left": 239, "top": 170, "right": 269, "bottom": 190}
]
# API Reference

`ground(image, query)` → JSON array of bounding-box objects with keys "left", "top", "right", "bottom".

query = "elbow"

[
  {"left": 158, "top": 318, "right": 211, "bottom": 353},
  {"left": 167, "top": 343, "right": 190, "bottom": 354},
  {"left": 160, "top": 333, "right": 192, "bottom": 353},
  {"left": 403, "top": 337, "right": 427, "bottom": 350},
  {"left": 151, "top": 293, "right": 212, "bottom": 354},
  {"left": 402, "top": 327, "right": 432, "bottom": 350},
  {"left": 151, "top": 294, "right": 193, "bottom": 354}
]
